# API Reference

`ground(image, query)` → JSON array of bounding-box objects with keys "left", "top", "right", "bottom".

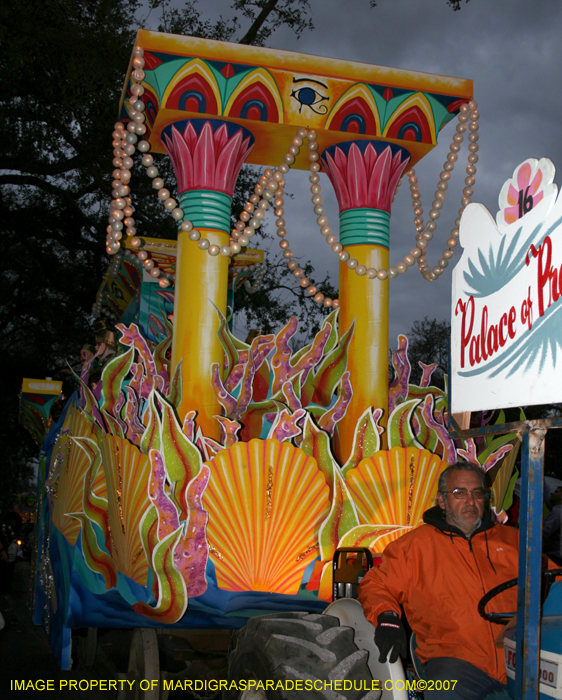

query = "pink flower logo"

[
  {"left": 497, "top": 158, "right": 557, "bottom": 226},
  {"left": 321, "top": 141, "right": 410, "bottom": 213},
  {"left": 162, "top": 119, "right": 254, "bottom": 196}
]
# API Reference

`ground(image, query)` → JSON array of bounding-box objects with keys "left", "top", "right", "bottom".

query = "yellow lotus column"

[
  {"left": 161, "top": 119, "right": 254, "bottom": 439},
  {"left": 321, "top": 140, "right": 411, "bottom": 460}
]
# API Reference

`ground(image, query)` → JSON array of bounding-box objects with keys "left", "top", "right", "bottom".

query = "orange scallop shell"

[
  {"left": 99, "top": 434, "right": 151, "bottom": 585},
  {"left": 203, "top": 439, "right": 330, "bottom": 595},
  {"left": 51, "top": 408, "right": 95, "bottom": 545},
  {"left": 345, "top": 447, "right": 446, "bottom": 529}
]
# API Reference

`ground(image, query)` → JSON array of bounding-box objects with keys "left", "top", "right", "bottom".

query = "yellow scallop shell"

[
  {"left": 203, "top": 439, "right": 330, "bottom": 595},
  {"left": 99, "top": 435, "right": 151, "bottom": 585},
  {"left": 345, "top": 447, "right": 446, "bottom": 529},
  {"left": 51, "top": 408, "right": 95, "bottom": 545}
]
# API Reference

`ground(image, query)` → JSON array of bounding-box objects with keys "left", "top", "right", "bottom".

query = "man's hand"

[{"left": 375, "top": 611, "right": 407, "bottom": 663}]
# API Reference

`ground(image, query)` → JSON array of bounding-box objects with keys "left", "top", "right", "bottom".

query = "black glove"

[{"left": 375, "top": 611, "right": 407, "bottom": 663}]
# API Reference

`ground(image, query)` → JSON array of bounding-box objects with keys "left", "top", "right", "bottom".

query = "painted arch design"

[
  {"left": 384, "top": 93, "right": 436, "bottom": 144},
  {"left": 325, "top": 84, "right": 381, "bottom": 136},
  {"left": 162, "top": 59, "right": 222, "bottom": 114},
  {"left": 224, "top": 68, "right": 283, "bottom": 123}
]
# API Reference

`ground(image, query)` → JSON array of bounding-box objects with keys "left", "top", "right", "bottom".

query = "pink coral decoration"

[
  {"left": 162, "top": 119, "right": 254, "bottom": 196},
  {"left": 321, "top": 141, "right": 410, "bottom": 213}
]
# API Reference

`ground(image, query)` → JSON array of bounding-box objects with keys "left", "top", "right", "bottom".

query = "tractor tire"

[{"left": 226, "top": 612, "right": 380, "bottom": 700}]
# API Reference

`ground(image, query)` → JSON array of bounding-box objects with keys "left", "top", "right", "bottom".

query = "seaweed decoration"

[
  {"left": 317, "top": 371, "right": 353, "bottom": 436},
  {"left": 145, "top": 451, "right": 209, "bottom": 595},
  {"left": 419, "top": 362, "right": 438, "bottom": 388},
  {"left": 268, "top": 408, "right": 306, "bottom": 442},
  {"left": 160, "top": 394, "right": 202, "bottom": 520},
  {"left": 419, "top": 395, "right": 457, "bottom": 465},
  {"left": 132, "top": 527, "right": 188, "bottom": 623},
  {"left": 214, "top": 304, "right": 242, "bottom": 380},
  {"left": 211, "top": 311, "right": 356, "bottom": 444},
  {"left": 182, "top": 410, "right": 197, "bottom": 442},
  {"left": 116, "top": 323, "right": 159, "bottom": 399},
  {"left": 308, "top": 321, "right": 355, "bottom": 407},
  {"left": 214, "top": 416, "right": 241, "bottom": 449}
]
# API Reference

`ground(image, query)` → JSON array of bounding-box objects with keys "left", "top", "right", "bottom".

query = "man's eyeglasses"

[{"left": 443, "top": 488, "right": 488, "bottom": 500}]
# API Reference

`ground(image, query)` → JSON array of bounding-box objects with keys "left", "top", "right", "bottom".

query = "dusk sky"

[{"left": 146, "top": 0, "right": 562, "bottom": 346}]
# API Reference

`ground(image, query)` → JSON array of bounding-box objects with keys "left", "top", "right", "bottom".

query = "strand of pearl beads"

[
  {"left": 107, "top": 46, "right": 178, "bottom": 288},
  {"left": 246, "top": 127, "right": 339, "bottom": 308},
  {"left": 409, "top": 99, "right": 479, "bottom": 281}
]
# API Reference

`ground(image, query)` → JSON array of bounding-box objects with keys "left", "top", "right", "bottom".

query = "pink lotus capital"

[
  {"left": 321, "top": 141, "right": 410, "bottom": 213},
  {"left": 162, "top": 119, "right": 254, "bottom": 196}
]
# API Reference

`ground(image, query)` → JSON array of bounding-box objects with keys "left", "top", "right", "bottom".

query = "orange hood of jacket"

[{"left": 358, "top": 507, "right": 520, "bottom": 683}]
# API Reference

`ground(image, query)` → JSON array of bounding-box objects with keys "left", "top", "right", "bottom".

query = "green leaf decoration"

[
  {"left": 69, "top": 512, "right": 117, "bottom": 590},
  {"left": 406, "top": 383, "right": 445, "bottom": 403},
  {"left": 310, "top": 320, "right": 355, "bottom": 407},
  {"left": 300, "top": 414, "right": 336, "bottom": 491},
  {"left": 412, "top": 406, "right": 438, "bottom": 453},
  {"left": 100, "top": 347, "right": 134, "bottom": 417},
  {"left": 317, "top": 473, "right": 360, "bottom": 563},
  {"left": 387, "top": 399, "right": 424, "bottom": 449},
  {"left": 74, "top": 437, "right": 112, "bottom": 554},
  {"left": 102, "top": 410, "right": 125, "bottom": 439},
  {"left": 139, "top": 505, "right": 159, "bottom": 599},
  {"left": 341, "top": 408, "right": 383, "bottom": 478},
  {"left": 501, "top": 469, "right": 519, "bottom": 515},
  {"left": 238, "top": 399, "right": 285, "bottom": 442},
  {"left": 160, "top": 394, "right": 202, "bottom": 520},
  {"left": 166, "top": 360, "right": 183, "bottom": 409},
  {"left": 141, "top": 392, "right": 161, "bottom": 455},
  {"left": 214, "top": 303, "right": 244, "bottom": 379},
  {"left": 321, "top": 308, "right": 340, "bottom": 355}
]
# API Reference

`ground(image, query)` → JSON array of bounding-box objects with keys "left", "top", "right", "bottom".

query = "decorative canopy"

[{"left": 120, "top": 29, "right": 473, "bottom": 169}]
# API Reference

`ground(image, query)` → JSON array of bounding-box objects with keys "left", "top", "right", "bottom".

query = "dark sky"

[{"left": 148, "top": 0, "right": 562, "bottom": 345}]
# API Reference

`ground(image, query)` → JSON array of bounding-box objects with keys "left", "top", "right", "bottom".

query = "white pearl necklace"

[{"left": 103, "top": 44, "right": 478, "bottom": 306}]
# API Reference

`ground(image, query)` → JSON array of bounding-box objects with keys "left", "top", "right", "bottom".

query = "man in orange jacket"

[{"left": 358, "top": 463, "right": 522, "bottom": 700}]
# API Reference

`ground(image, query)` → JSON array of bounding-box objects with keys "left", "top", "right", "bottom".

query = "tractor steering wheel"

[{"left": 478, "top": 569, "right": 562, "bottom": 625}]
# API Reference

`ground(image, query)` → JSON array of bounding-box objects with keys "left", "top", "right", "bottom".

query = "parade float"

[{"left": 23, "top": 30, "right": 532, "bottom": 699}]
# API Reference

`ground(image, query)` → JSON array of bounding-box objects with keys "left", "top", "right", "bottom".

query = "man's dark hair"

[{"left": 438, "top": 462, "right": 487, "bottom": 497}]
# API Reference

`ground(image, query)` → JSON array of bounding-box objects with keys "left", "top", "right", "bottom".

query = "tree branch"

[{"left": 238, "top": 0, "right": 279, "bottom": 45}]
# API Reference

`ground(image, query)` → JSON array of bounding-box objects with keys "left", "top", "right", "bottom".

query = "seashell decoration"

[
  {"left": 99, "top": 434, "right": 152, "bottom": 585},
  {"left": 345, "top": 447, "right": 447, "bottom": 550},
  {"left": 203, "top": 439, "right": 330, "bottom": 595},
  {"left": 51, "top": 408, "right": 95, "bottom": 546}
]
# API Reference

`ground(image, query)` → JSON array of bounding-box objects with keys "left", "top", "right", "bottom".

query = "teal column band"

[
  {"left": 339, "top": 208, "right": 390, "bottom": 249},
  {"left": 178, "top": 190, "right": 232, "bottom": 232}
]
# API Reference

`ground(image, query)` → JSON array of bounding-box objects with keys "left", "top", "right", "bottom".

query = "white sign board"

[{"left": 451, "top": 158, "right": 562, "bottom": 413}]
